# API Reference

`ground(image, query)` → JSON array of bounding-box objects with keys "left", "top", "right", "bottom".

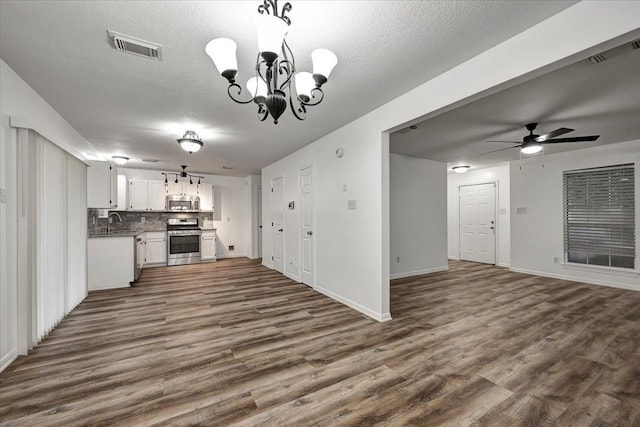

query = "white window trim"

[{"left": 561, "top": 261, "right": 640, "bottom": 278}]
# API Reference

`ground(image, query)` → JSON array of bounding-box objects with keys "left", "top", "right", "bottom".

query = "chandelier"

[{"left": 205, "top": 0, "right": 338, "bottom": 124}]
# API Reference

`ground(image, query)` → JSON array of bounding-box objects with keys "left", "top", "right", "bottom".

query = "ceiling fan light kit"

[
  {"left": 205, "top": 0, "right": 337, "bottom": 124},
  {"left": 452, "top": 165, "right": 470, "bottom": 173},
  {"left": 177, "top": 130, "right": 204, "bottom": 154}
]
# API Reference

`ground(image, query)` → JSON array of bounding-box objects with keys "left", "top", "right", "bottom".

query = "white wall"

[
  {"left": 116, "top": 168, "right": 253, "bottom": 259},
  {"left": 262, "top": 2, "right": 640, "bottom": 321},
  {"left": 448, "top": 163, "right": 511, "bottom": 267},
  {"left": 0, "top": 60, "right": 95, "bottom": 160},
  {"left": 510, "top": 140, "right": 640, "bottom": 290},
  {"left": 390, "top": 154, "right": 447, "bottom": 279}
]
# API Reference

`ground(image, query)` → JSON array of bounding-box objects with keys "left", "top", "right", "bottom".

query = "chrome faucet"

[
  {"left": 108, "top": 211, "right": 123, "bottom": 223},
  {"left": 107, "top": 212, "right": 123, "bottom": 234}
]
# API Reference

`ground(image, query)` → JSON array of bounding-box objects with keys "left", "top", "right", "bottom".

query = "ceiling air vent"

[
  {"left": 107, "top": 30, "right": 162, "bottom": 61},
  {"left": 141, "top": 158, "right": 159, "bottom": 163}
]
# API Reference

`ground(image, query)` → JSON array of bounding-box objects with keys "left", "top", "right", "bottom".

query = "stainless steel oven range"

[{"left": 167, "top": 218, "right": 202, "bottom": 266}]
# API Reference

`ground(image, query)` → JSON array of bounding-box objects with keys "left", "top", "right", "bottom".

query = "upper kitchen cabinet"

[
  {"left": 200, "top": 184, "right": 215, "bottom": 211},
  {"left": 128, "top": 179, "right": 166, "bottom": 211},
  {"left": 166, "top": 181, "right": 200, "bottom": 196},
  {"left": 87, "top": 161, "right": 117, "bottom": 208}
]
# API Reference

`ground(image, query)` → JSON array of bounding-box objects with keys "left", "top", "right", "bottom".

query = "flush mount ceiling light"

[
  {"left": 112, "top": 156, "right": 129, "bottom": 165},
  {"left": 452, "top": 165, "right": 470, "bottom": 173},
  {"left": 177, "top": 130, "right": 203, "bottom": 154},
  {"left": 205, "top": 0, "right": 338, "bottom": 124}
]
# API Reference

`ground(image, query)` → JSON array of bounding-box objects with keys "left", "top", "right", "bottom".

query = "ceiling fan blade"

[
  {"left": 543, "top": 135, "right": 600, "bottom": 143},
  {"left": 480, "top": 145, "right": 522, "bottom": 155},
  {"left": 485, "top": 140, "right": 521, "bottom": 143},
  {"left": 535, "top": 127, "right": 574, "bottom": 142}
]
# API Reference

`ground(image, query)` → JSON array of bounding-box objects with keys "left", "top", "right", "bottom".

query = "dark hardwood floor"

[{"left": 1, "top": 259, "right": 639, "bottom": 426}]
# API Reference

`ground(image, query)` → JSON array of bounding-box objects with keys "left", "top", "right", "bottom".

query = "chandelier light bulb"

[
  {"left": 255, "top": 14, "right": 288, "bottom": 64},
  {"left": 295, "top": 72, "right": 315, "bottom": 103},
  {"left": 246, "top": 76, "right": 268, "bottom": 103},
  {"left": 205, "top": 38, "right": 238, "bottom": 82},
  {"left": 312, "top": 48, "right": 338, "bottom": 82}
]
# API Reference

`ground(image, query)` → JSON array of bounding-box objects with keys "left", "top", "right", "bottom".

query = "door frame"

[
  {"left": 298, "top": 164, "right": 315, "bottom": 287},
  {"left": 457, "top": 180, "right": 499, "bottom": 264},
  {"left": 271, "top": 176, "right": 284, "bottom": 273}
]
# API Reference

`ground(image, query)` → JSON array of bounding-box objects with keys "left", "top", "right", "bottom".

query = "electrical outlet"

[
  {"left": 141, "top": 217, "right": 145, "bottom": 223},
  {"left": 553, "top": 256, "right": 560, "bottom": 263},
  {"left": 228, "top": 245, "right": 235, "bottom": 251}
]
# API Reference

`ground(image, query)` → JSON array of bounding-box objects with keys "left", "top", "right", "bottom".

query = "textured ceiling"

[
  {"left": 0, "top": 0, "right": 576, "bottom": 176},
  {"left": 390, "top": 36, "right": 640, "bottom": 171}
]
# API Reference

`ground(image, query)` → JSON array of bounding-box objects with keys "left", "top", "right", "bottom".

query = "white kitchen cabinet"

[
  {"left": 87, "top": 161, "right": 117, "bottom": 208},
  {"left": 183, "top": 183, "right": 200, "bottom": 196},
  {"left": 88, "top": 236, "right": 134, "bottom": 290},
  {"left": 166, "top": 181, "right": 200, "bottom": 196},
  {"left": 128, "top": 179, "right": 166, "bottom": 211},
  {"left": 201, "top": 230, "right": 217, "bottom": 261},
  {"left": 116, "top": 174, "right": 127, "bottom": 209},
  {"left": 149, "top": 181, "right": 166, "bottom": 210},
  {"left": 145, "top": 232, "right": 167, "bottom": 265},
  {"left": 200, "top": 184, "right": 214, "bottom": 211},
  {"left": 136, "top": 234, "right": 146, "bottom": 274}
]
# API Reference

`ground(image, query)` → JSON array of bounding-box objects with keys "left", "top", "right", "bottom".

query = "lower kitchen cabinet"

[
  {"left": 88, "top": 236, "right": 134, "bottom": 290},
  {"left": 145, "top": 232, "right": 167, "bottom": 265},
  {"left": 201, "top": 230, "right": 217, "bottom": 262}
]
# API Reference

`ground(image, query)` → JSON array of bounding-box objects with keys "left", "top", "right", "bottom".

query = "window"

[{"left": 563, "top": 164, "right": 635, "bottom": 269}]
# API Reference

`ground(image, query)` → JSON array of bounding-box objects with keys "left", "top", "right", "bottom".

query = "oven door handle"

[{"left": 167, "top": 231, "right": 203, "bottom": 236}]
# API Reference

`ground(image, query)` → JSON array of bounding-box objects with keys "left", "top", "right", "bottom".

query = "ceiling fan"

[{"left": 483, "top": 122, "right": 600, "bottom": 155}]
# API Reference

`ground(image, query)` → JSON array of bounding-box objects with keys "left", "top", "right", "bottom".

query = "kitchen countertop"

[{"left": 88, "top": 230, "right": 143, "bottom": 238}]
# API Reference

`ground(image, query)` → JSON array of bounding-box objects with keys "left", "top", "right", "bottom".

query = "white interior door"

[
  {"left": 459, "top": 183, "right": 496, "bottom": 264},
  {"left": 271, "top": 177, "right": 284, "bottom": 273},
  {"left": 300, "top": 166, "right": 313, "bottom": 286},
  {"left": 257, "top": 185, "right": 262, "bottom": 258}
]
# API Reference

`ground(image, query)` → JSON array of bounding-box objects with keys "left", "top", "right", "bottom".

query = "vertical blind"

[{"left": 563, "top": 164, "right": 635, "bottom": 269}]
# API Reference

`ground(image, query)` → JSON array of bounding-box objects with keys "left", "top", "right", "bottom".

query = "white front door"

[
  {"left": 300, "top": 166, "right": 313, "bottom": 286},
  {"left": 271, "top": 177, "right": 284, "bottom": 273},
  {"left": 459, "top": 183, "right": 496, "bottom": 264}
]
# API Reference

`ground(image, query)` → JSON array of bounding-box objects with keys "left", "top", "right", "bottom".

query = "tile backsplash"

[{"left": 88, "top": 209, "right": 214, "bottom": 234}]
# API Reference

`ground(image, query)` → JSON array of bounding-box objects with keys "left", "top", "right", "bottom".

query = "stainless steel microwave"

[{"left": 166, "top": 194, "right": 200, "bottom": 212}]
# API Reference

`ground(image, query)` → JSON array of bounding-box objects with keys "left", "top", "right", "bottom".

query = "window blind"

[{"left": 563, "top": 164, "right": 635, "bottom": 269}]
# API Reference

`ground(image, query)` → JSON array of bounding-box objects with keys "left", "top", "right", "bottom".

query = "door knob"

[
  {"left": 307, "top": 231, "right": 313, "bottom": 236},
  {"left": 278, "top": 229, "right": 283, "bottom": 232},
  {"left": 490, "top": 226, "right": 495, "bottom": 230}
]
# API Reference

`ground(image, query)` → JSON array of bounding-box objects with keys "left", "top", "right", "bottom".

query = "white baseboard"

[
  {"left": 284, "top": 271, "right": 300, "bottom": 282},
  {"left": 390, "top": 265, "right": 448, "bottom": 280},
  {"left": 497, "top": 262, "right": 511, "bottom": 268},
  {"left": 314, "top": 284, "right": 392, "bottom": 322},
  {"left": 216, "top": 253, "right": 245, "bottom": 259},
  {"left": 509, "top": 267, "right": 640, "bottom": 292},
  {"left": 448, "top": 256, "right": 460, "bottom": 260},
  {"left": 0, "top": 348, "right": 17, "bottom": 373}
]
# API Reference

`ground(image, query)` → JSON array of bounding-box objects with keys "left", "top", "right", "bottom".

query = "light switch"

[
  {"left": 0, "top": 188, "right": 7, "bottom": 204},
  {"left": 343, "top": 183, "right": 347, "bottom": 192},
  {"left": 348, "top": 200, "right": 356, "bottom": 210}
]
